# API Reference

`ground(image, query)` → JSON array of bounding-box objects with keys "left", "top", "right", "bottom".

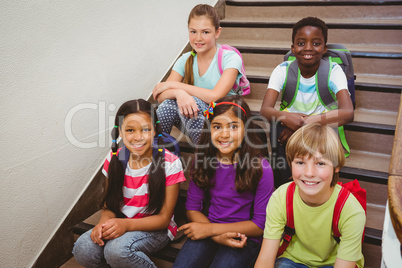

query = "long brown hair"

[
  {"left": 102, "top": 99, "right": 166, "bottom": 217},
  {"left": 184, "top": 4, "right": 220, "bottom": 85},
  {"left": 191, "top": 95, "right": 264, "bottom": 193}
]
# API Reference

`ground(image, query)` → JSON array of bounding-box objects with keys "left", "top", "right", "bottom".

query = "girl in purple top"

[{"left": 173, "top": 95, "right": 275, "bottom": 268}]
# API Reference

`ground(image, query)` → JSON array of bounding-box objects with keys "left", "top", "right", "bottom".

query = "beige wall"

[{"left": 0, "top": 0, "right": 216, "bottom": 266}]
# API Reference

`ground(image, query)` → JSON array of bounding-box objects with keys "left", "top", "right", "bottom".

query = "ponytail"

[
  {"left": 145, "top": 117, "right": 166, "bottom": 214},
  {"left": 102, "top": 123, "right": 126, "bottom": 218},
  {"left": 183, "top": 50, "right": 196, "bottom": 85}
]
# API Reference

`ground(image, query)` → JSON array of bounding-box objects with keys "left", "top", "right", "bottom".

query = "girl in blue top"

[{"left": 152, "top": 4, "right": 243, "bottom": 144}]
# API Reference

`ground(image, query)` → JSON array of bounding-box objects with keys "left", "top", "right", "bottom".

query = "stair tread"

[
  {"left": 226, "top": 0, "right": 402, "bottom": 5},
  {"left": 344, "top": 150, "right": 391, "bottom": 173},
  {"left": 246, "top": 67, "right": 402, "bottom": 87},
  {"left": 354, "top": 109, "right": 398, "bottom": 126},
  {"left": 223, "top": 17, "right": 402, "bottom": 25},
  {"left": 355, "top": 74, "right": 402, "bottom": 86},
  {"left": 218, "top": 40, "right": 402, "bottom": 54},
  {"left": 246, "top": 98, "right": 398, "bottom": 127}
]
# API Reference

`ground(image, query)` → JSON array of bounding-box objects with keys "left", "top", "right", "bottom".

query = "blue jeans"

[
  {"left": 275, "top": 258, "right": 334, "bottom": 268},
  {"left": 72, "top": 228, "right": 170, "bottom": 268},
  {"left": 156, "top": 97, "right": 209, "bottom": 144},
  {"left": 173, "top": 238, "right": 261, "bottom": 268}
]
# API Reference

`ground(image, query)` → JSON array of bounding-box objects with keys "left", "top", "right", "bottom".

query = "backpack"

[
  {"left": 277, "top": 180, "right": 366, "bottom": 258},
  {"left": 117, "top": 132, "right": 180, "bottom": 171},
  {"left": 282, "top": 44, "right": 355, "bottom": 157},
  {"left": 283, "top": 43, "right": 355, "bottom": 109},
  {"left": 217, "top": 44, "right": 251, "bottom": 96}
]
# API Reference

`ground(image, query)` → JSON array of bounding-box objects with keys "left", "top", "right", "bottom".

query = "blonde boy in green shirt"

[{"left": 255, "top": 124, "right": 365, "bottom": 268}]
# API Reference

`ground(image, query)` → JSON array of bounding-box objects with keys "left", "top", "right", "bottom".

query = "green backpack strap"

[
  {"left": 281, "top": 60, "right": 300, "bottom": 111},
  {"left": 338, "top": 126, "right": 350, "bottom": 157}
]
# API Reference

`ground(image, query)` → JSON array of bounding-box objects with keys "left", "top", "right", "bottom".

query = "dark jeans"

[
  {"left": 269, "top": 121, "right": 292, "bottom": 188},
  {"left": 173, "top": 238, "right": 261, "bottom": 268}
]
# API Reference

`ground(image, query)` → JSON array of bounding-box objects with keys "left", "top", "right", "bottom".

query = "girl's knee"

[
  {"left": 73, "top": 232, "right": 104, "bottom": 267},
  {"left": 104, "top": 245, "right": 156, "bottom": 268},
  {"left": 157, "top": 99, "right": 178, "bottom": 110}
]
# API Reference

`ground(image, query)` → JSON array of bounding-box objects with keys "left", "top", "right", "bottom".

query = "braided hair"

[{"left": 102, "top": 99, "right": 166, "bottom": 217}]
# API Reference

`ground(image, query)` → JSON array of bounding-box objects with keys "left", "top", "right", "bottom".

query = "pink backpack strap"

[
  {"left": 277, "top": 182, "right": 296, "bottom": 258},
  {"left": 332, "top": 186, "right": 350, "bottom": 242},
  {"left": 217, "top": 45, "right": 224, "bottom": 74}
]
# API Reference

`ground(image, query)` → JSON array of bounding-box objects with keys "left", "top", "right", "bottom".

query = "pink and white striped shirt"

[{"left": 102, "top": 149, "right": 185, "bottom": 240}]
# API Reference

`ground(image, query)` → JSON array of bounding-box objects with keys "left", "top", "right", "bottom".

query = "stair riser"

[
  {"left": 345, "top": 130, "right": 394, "bottom": 155},
  {"left": 355, "top": 91, "right": 400, "bottom": 112},
  {"left": 362, "top": 244, "right": 381, "bottom": 268},
  {"left": 353, "top": 57, "right": 402, "bottom": 76},
  {"left": 220, "top": 27, "right": 402, "bottom": 46},
  {"left": 225, "top": 5, "right": 402, "bottom": 21},
  {"left": 242, "top": 53, "right": 402, "bottom": 76},
  {"left": 246, "top": 82, "right": 401, "bottom": 113}
]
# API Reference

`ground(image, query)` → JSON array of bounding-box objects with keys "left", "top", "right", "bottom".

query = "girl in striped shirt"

[{"left": 73, "top": 99, "right": 186, "bottom": 268}]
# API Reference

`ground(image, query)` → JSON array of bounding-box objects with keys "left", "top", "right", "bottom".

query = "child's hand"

[
  {"left": 178, "top": 222, "right": 212, "bottom": 240},
  {"left": 175, "top": 91, "right": 199, "bottom": 119},
  {"left": 212, "top": 232, "right": 247, "bottom": 248},
  {"left": 279, "top": 112, "right": 306, "bottom": 131},
  {"left": 153, "top": 81, "right": 180, "bottom": 99},
  {"left": 278, "top": 127, "right": 294, "bottom": 145},
  {"left": 101, "top": 218, "right": 127, "bottom": 240},
  {"left": 152, "top": 82, "right": 171, "bottom": 99},
  {"left": 90, "top": 224, "right": 105, "bottom": 246}
]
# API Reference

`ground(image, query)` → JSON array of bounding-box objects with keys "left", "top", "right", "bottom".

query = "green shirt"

[{"left": 264, "top": 183, "right": 365, "bottom": 267}]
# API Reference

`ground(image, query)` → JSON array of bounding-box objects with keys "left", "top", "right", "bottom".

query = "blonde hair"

[
  {"left": 286, "top": 123, "right": 345, "bottom": 186},
  {"left": 184, "top": 4, "right": 220, "bottom": 85}
]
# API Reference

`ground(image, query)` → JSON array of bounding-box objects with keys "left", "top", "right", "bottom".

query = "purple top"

[{"left": 186, "top": 158, "right": 274, "bottom": 244}]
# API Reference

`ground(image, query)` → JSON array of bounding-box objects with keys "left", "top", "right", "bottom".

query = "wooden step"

[
  {"left": 345, "top": 129, "right": 394, "bottom": 154},
  {"left": 354, "top": 90, "right": 400, "bottom": 113},
  {"left": 344, "top": 150, "right": 391, "bottom": 174},
  {"left": 247, "top": 73, "right": 402, "bottom": 93},
  {"left": 220, "top": 27, "right": 402, "bottom": 47},
  {"left": 247, "top": 98, "right": 397, "bottom": 130},
  {"left": 225, "top": 0, "right": 402, "bottom": 8},
  {"left": 225, "top": 4, "right": 402, "bottom": 22},
  {"left": 236, "top": 48, "right": 402, "bottom": 75}
]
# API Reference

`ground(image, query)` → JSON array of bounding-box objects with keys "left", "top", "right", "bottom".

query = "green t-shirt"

[{"left": 264, "top": 183, "right": 365, "bottom": 267}]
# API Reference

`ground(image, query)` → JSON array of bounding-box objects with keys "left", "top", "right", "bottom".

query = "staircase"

[
  {"left": 62, "top": 1, "right": 402, "bottom": 267},
  {"left": 218, "top": 0, "right": 402, "bottom": 267}
]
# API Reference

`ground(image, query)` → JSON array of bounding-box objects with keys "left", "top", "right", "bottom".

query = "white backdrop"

[{"left": 0, "top": 0, "right": 216, "bottom": 266}]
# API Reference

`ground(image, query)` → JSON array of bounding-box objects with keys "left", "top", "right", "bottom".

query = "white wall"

[{"left": 0, "top": 0, "right": 216, "bottom": 266}]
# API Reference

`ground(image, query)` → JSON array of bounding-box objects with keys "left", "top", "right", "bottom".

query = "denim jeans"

[
  {"left": 72, "top": 228, "right": 170, "bottom": 268},
  {"left": 172, "top": 237, "right": 261, "bottom": 268},
  {"left": 275, "top": 258, "right": 334, "bottom": 268}
]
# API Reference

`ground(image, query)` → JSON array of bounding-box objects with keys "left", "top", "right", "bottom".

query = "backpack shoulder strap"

[
  {"left": 217, "top": 44, "right": 224, "bottom": 74},
  {"left": 316, "top": 58, "right": 337, "bottom": 111},
  {"left": 277, "top": 182, "right": 296, "bottom": 257},
  {"left": 281, "top": 61, "right": 300, "bottom": 111},
  {"left": 118, "top": 145, "right": 131, "bottom": 171},
  {"left": 332, "top": 186, "right": 351, "bottom": 243}
]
